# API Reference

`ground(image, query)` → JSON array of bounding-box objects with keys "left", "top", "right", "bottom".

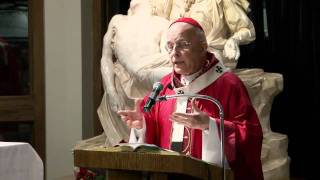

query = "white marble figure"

[
  {"left": 97, "top": 0, "right": 171, "bottom": 146},
  {"left": 97, "top": 0, "right": 290, "bottom": 179}
]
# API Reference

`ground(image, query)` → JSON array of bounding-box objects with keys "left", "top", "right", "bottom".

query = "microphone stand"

[{"left": 157, "top": 93, "right": 226, "bottom": 180}]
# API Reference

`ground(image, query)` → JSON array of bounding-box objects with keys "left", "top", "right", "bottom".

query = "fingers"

[
  {"left": 170, "top": 112, "right": 209, "bottom": 130},
  {"left": 191, "top": 98, "right": 201, "bottom": 112},
  {"left": 117, "top": 110, "right": 128, "bottom": 116},
  {"left": 117, "top": 110, "right": 135, "bottom": 120},
  {"left": 117, "top": 111, "right": 131, "bottom": 123},
  {"left": 118, "top": 109, "right": 144, "bottom": 129},
  {"left": 122, "top": 114, "right": 141, "bottom": 128},
  {"left": 134, "top": 98, "right": 143, "bottom": 111},
  {"left": 117, "top": 109, "right": 141, "bottom": 119},
  {"left": 124, "top": 117, "right": 143, "bottom": 129},
  {"left": 171, "top": 113, "right": 189, "bottom": 120},
  {"left": 172, "top": 112, "right": 192, "bottom": 118},
  {"left": 170, "top": 114, "right": 191, "bottom": 127},
  {"left": 118, "top": 110, "right": 131, "bottom": 119}
]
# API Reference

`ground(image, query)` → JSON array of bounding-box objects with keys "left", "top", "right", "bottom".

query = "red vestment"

[{"left": 140, "top": 53, "right": 263, "bottom": 180}]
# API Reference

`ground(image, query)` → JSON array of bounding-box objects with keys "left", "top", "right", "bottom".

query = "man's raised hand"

[{"left": 117, "top": 99, "right": 144, "bottom": 129}]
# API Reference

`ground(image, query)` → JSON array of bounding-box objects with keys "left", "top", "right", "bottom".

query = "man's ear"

[{"left": 202, "top": 42, "right": 208, "bottom": 52}]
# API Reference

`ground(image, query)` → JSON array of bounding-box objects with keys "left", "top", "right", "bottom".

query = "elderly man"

[{"left": 118, "top": 17, "right": 263, "bottom": 180}]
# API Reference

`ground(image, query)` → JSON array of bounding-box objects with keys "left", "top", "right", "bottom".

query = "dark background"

[
  {"left": 113, "top": 0, "right": 319, "bottom": 179},
  {"left": 240, "top": 1, "right": 319, "bottom": 179}
]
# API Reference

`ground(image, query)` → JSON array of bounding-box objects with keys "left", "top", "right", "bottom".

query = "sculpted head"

[
  {"left": 166, "top": 18, "right": 208, "bottom": 75},
  {"left": 128, "top": 0, "right": 152, "bottom": 16}
]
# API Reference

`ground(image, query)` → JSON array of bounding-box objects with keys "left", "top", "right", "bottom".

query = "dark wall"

[{"left": 238, "top": 1, "right": 319, "bottom": 179}]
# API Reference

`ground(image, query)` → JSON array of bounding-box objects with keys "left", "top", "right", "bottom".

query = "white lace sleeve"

[
  {"left": 202, "top": 117, "right": 230, "bottom": 168},
  {"left": 129, "top": 118, "right": 146, "bottom": 143}
]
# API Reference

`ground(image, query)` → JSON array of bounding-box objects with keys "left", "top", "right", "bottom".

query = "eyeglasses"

[{"left": 165, "top": 40, "right": 192, "bottom": 54}]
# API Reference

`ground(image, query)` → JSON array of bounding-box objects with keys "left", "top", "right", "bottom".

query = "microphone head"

[
  {"left": 152, "top": 82, "right": 163, "bottom": 91},
  {"left": 144, "top": 82, "right": 163, "bottom": 112}
]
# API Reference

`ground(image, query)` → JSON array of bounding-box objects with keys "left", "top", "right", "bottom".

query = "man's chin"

[{"left": 174, "top": 68, "right": 184, "bottom": 75}]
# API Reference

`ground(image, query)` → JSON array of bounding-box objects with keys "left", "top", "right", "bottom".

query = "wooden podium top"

[{"left": 74, "top": 144, "right": 233, "bottom": 180}]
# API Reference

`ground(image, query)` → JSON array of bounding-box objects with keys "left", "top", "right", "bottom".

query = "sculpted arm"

[
  {"left": 223, "top": 0, "right": 255, "bottom": 43},
  {"left": 222, "top": 0, "right": 256, "bottom": 60},
  {"left": 100, "top": 16, "right": 126, "bottom": 111}
]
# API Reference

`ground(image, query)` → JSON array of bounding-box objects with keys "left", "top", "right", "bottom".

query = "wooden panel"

[
  {"left": 92, "top": 0, "right": 104, "bottom": 135},
  {"left": 0, "top": 96, "right": 34, "bottom": 122},
  {"left": 28, "top": 0, "right": 46, "bottom": 162},
  {"left": 0, "top": 0, "right": 45, "bottom": 166},
  {"left": 74, "top": 147, "right": 234, "bottom": 180}
]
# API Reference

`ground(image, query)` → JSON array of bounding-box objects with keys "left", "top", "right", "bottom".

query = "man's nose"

[
  {"left": 170, "top": 45, "right": 180, "bottom": 56},
  {"left": 170, "top": 50, "right": 180, "bottom": 58}
]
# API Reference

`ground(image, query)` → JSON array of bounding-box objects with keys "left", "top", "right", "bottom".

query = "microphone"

[{"left": 144, "top": 82, "right": 163, "bottom": 112}]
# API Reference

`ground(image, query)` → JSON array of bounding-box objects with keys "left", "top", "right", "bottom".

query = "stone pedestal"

[{"left": 235, "top": 68, "right": 290, "bottom": 180}]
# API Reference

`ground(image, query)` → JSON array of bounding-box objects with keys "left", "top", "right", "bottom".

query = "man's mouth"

[{"left": 173, "top": 61, "right": 184, "bottom": 65}]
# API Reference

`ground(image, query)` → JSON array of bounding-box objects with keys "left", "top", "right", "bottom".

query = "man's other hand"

[{"left": 170, "top": 99, "right": 209, "bottom": 130}]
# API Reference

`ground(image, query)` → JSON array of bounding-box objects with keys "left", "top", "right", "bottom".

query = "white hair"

[{"left": 194, "top": 27, "right": 207, "bottom": 44}]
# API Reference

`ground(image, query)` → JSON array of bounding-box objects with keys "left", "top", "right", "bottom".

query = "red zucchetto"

[{"left": 169, "top": 17, "right": 204, "bottom": 32}]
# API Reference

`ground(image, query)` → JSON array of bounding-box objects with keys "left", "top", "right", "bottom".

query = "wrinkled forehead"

[{"left": 167, "top": 22, "right": 196, "bottom": 42}]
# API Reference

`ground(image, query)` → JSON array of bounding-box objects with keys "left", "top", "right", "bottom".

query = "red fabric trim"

[{"left": 169, "top": 17, "right": 204, "bottom": 32}]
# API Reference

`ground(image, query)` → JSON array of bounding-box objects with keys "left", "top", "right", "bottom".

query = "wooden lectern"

[{"left": 74, "top": 145, "right": 233, "bottom": 180}]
